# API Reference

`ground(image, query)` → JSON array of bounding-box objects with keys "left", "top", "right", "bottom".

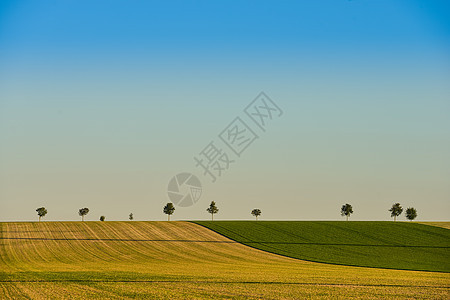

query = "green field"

[
  {"left": 1, "top": 221, "right": 449, "bottom": 299},
  {"left": 193, "top": 221, "right": 450, "bottom": 272}
]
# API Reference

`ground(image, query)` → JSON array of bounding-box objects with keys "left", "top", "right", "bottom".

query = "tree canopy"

[
  {"left": 341, "top": 204, "right": 353, "bottom": 221},
  {"left": 78, "top": 208, "right": 89, "bottom": 221},
  {"left": 405, "top": 207, "right": 417, "bottom": 221},
  {"left": 389, "top": 203, "right": 403, "bottom": 221},
  {"left": 163, "top": 203, "right": 175, "bottom": 221},
  {"left": 36, "top": 207, "right": 48, "bottom": 222},
  {"left": 251, "top": 209, "right": 261, "bottom": 220},
  {"left": 206, "top": 201, "right": 219, "bottom": 221}
]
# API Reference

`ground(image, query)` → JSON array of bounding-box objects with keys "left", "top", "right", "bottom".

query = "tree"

[
  {"left": 79, "top": 208, "right": 89, "bottom": 221},
  {"left": 129, "top": 213, "right": 134, "bottom": 221},
  {"left": 405, "top": 207, "right": 417, "bottom": 221},
  {"left": 36, "top": 207, "right": 47, "bottom": 222},
  {"left": 163, "top": 203, "right": 175, "bottom": 221},
  {"left": 100, "top": 216, "right": 105, "bottom": 221},
  {"left": 341, "top": 204, "right": 353, "bottom": 221},
  {"left": 251, "top": 209, "right": 261, "bottom": 220},
  {"left": 389, "top": 203, "right": 403, "bottom": 221},
  {"left": 206, "top": 201, "right": 219, "bottom": 221}
]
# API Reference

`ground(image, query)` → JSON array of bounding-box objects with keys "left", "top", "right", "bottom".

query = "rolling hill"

[
  {"left": 193, "top": 221, "right": 450, "bottom": 272},
  {"left": 1, "top": 221, "right": 449, "bottom": 299}
]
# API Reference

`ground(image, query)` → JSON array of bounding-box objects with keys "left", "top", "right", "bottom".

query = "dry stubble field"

[{"left": 0, "top": 221, "right": 449, "bottom": 299}]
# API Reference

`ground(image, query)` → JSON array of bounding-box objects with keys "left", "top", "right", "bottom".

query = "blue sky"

[{"left": 0, "top": 1, "right": 449, "bottom": 221}]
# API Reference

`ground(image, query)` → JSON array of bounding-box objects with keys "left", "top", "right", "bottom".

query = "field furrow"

[{"left": 0, "top": 221, "right": 448, "bottom": 299}]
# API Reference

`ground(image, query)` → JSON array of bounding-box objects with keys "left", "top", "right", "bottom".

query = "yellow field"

[
  {"left": 1, "top": 221, "right": 449, "bottom": 299},
  {"left": 420, "top": 222, "right": 450, "bottom": 230}
]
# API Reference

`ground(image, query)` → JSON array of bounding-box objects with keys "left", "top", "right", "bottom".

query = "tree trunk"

[
  {"left": 39, "top": 216, "right": 41, "bottom": 222},
  {"left": 211, "top": 214, "right": 214, "bottom": 221},
  {"left": 82, "top": 215, "right": 84, "bottom": 222},
  {"left": 346, "top": 215, "right": 348, "bottom": 221},
  {"left": 394, "top": 215, "right": 396, "bottom": 222},
  {"left": 168, "top": 214, "right": 170, "bottom": 221}
]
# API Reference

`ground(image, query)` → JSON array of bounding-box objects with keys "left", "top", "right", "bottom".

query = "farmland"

[
  {"left": 193, "top": 221, "right": 450, "bottom": 272},
  {"left": 1, "top": 221, "right": 449, "bottom": 299}
]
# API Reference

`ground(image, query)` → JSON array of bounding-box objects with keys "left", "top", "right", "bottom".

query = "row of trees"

[
  {"left": 98, "top": 213, "right": 135, "bottom": 222},
  {"left": 35, "top": 207, "right": 134, "bottom": 222},
  {"left": 341, "top": 203, "right": 418, "bottom": 221},
  {"left": 162, "top": 201, "right": 262, "bottom": 221},
  {"left": 35, "top": 203, "right": 418, "bottom": 222}
]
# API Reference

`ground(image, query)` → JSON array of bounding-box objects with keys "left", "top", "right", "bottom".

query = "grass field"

[
  {"left": 193, "top": 221, "right": 450, "bottom": 273},
  {"left": 420, "top": 222, "right": 450, "bottom": 230},
  {"left": 1, "top": 221, "right": 449, "bottom": 299}
]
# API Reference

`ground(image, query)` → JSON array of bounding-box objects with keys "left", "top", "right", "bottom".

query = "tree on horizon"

[
  {"left": 405, "top": 207, "right": 417, "bottom": 221},
  {"left": 36, "top": 207, "right": 47, "bottom": 222},
  {"left": 207, "top": 201, "right": 219, "bottom": 221},
  {"left": 129, "top": 213, "right": 134, "bottom": 221},
  {"left": 100, "top": 216, "right": 105, "bottom": 221},
  {"left": 389, "top": 203, "right": 403, "bottom": 221},
  {"left": 341, "top": 204, "right": 353, "bottom": 221},
  {"left": 251, "top": 209, "right": 261, "bottom": 220},
  {"left": 79, "top": 208, "right": 89, "bottom": 221},
  {"left": 163, "top": 203, "right": 175, "bottom": 221}
]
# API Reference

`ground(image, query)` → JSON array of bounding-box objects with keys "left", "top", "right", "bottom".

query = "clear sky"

[{"left": 1, "top": 0, "right": 449, "bottom": 221}]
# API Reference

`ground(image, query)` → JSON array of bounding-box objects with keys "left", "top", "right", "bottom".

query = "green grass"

[
  {"left": 1, "top": 221, "right": 449, "bottom": 299},
  {"left": 192, "top": 221, "right": 450, "bottom": 272}
]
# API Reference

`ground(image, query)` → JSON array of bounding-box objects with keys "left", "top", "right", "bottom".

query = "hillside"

[
  {"left": 420, "top": 222, "right": 450, "bottom": 230},
  {"left": 193, "top": 221, "right": 450, "bottom": 272},
  {"left": 1, "top": 221, "right": 449, "bottom": 299}
]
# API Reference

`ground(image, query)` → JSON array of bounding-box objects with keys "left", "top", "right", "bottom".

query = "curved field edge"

[
  {"left": 1, "top": 221, "right": 449, "bottom": 299},
  {"left": 191, "top": 221, "right": 450, "bottom": 273},
  {"left": 420, "top": 222, "right": 450, "bottom": 230}
]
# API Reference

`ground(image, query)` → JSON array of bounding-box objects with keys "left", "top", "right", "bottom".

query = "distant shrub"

[{"left": 405, "top": 207, "right": 417, "bottom": 221}]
